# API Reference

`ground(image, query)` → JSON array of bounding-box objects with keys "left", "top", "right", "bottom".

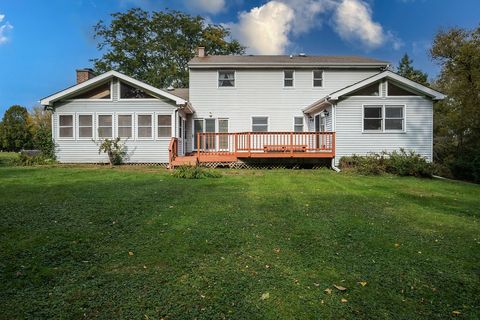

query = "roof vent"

[
  {"left": 167, "top": 86, "right": 174, "bottom": 91},
  {"left": 299, "top": 53, "right": 306, "bottom": 57}
]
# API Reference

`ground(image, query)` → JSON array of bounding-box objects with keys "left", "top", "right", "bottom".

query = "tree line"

[{"left": 1, "top": 8, "right": 478, "bottom": 182}]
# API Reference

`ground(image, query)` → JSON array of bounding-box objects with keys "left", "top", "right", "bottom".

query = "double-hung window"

[
  {"left": 59, "top": 114, "right": 74, "bottom": 138},
  {"left": 284, "top": 70, "right": 294, "bottom": 87},
  {"left": 218, "top": 71, "right": 235, "bottom": 87},
  {"left": 97, "top": 114, "right": 113, "bottom": 138},
  {"left": 385, "top": 106, "right": 404, "bottom": 131},
  {"left": 294, "top": 117, "right": 304, "bottom": 132},
  {"left": 313, "top": 70, "right": 323, "bottom": 87},
  {"left": 363, "top": 105, "right": 405, "bottom": 132},
  {"left": 117, "top": 114, "right": 133, "bottom": 138},
  {"left": 137, "top": 114, "right": 153, "bottom": 139},
  {"left": 78, "top": 114, "right": 93, "bottom": 138},
  {"left": 252, "top": 117, "right": 268, "bottom": 132},
  {"left": 157, "top": 115, "right": 172, "bottom": 138}
]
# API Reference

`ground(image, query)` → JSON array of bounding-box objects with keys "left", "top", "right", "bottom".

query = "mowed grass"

[{"left": 0, "top": 163, "right": 479, "bottom": 319}]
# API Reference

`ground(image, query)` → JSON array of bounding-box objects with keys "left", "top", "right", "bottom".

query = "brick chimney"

[
  {"left": 76, "top": 68, "right": 96, "bottom": 84},
  {"left": 196, "top": 46, "right": 205, "bottom": 58}
]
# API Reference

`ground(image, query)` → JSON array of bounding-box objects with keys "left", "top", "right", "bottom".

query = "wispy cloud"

[
  {"left": 184, "top": 0, "right": 226, "bottom": 14},
  {"left": 0, "top": 14, "right": 13, "bottom": 45}
]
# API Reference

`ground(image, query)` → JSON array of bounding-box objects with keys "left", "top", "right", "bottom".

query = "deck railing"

[{"left": 196, "top": 132, "right": 335, "bottom": 157}]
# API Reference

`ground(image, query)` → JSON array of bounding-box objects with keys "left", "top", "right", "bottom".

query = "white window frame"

[
  {"left": 116, "top": 113, "right": 134, "bottom": 139},
  {"left": 362, "top": 104, "right": 406, "bottom": 133},
  {"left": 57, "top": 113, "right": 75, "bottom": 140},
  {"left": 218, "top": 70, "right": 236, "bottom": 88},
  {"left": 135, "top": 113, "right": 154, "bottom": 140},
  {"left": 118, "top": 81, "right": 158, "bottom": 101},
  {"left": 65, "top": 81, "right": 114, "bottom": 102},
  {"left": 312, "top": 70, "right": 323, "bottom": 88},
  {"left": 293, "top": 116, "right": 304, "bottom": 132},
  {"left": 76, "top": 113, "right": 94, "bottom": 140},
  {"left": 283, "top": 70, "right": 295, "bottom": 88},
  {"left": 385, "top": 105, "right": 406, "bottom": 132},
  {"left": 156, "top": 113, "right": 173, "bottom": 140},
  {"left": 251, "top": 116, "right": 269, "bottom": 132},
  {"left": 96, "top": 113, "right": 114, "bottom": 139}
]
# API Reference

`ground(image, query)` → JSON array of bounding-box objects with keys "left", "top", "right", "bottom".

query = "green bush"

[
  {"left": 172, "top": 165, "right": 222, "bottom": 179},
  {"left": 14, "top": 152, "right": 56, "bottom": 166},
  {"left": 97, "top": 138, "right": 126, "bottom": 166},
  {"left": 340, "top": 149, "right": 434, "bottom": 178}
]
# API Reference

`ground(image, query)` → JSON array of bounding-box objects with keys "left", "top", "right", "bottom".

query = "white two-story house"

[{"left": 40, "top": 47, "right": 445, "bottom": 167}]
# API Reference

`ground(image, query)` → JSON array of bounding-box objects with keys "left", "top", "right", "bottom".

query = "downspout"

[{"left": 330, "top": 102, "right": 341, "bottom": 172}]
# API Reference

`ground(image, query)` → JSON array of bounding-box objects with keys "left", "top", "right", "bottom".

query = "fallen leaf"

[
  {"left": 324, "top": 288, "right": 332, "bottom": 294},
  {"left": 273, "top": 248, "right": 280, "bottom": 254},
  {"left": 128, "top": 251, "right": 134, "bottom": 256},
  {"left": 358, "top": 281, "right": 368, "bottom": 287},
  {"left": 452, "top": 310, "right": 461, "bottom": 316},
  {"left": 260, "top": 292, "right": 270, "bottom": 300},
  {"left": 334, "top": 284, "right": 347, "bottom": 291},
  {"left": 341, "top": 298, "right": 348, "bottom": 303},
  {"left": 394, "top": 243, "right": 400, "bottom": 248},
  {"left": 314, "top": 283, "right": 320, "bottom": 287}
]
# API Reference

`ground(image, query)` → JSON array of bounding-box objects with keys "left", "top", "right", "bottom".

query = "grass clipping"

[{"left": 171, "top": 165, "right": 222, "bottom": 179}]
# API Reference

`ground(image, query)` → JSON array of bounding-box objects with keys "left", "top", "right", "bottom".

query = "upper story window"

[
  {"left": 252, "top": 117, "right": 268, "bottom": 132},
  {"left": 388, "top": 81, "right": 417, "bottom": 96},
  {"left": 284, "top": 70, "right": 294, "bottom": 87},
  {"left": 294, "top": 117, "right": 304, "bottom": 132},
  {"left": 313, "top": 70, "right": 323, "bottom": 87},
  {"left": 120, "top": 81, "right": 156, "bottom": 99},
  {"left": 350, "top": 82, "right": 380, "bottom": 96},
  {"left": 218, "top": 71, "right": 235, "bottom": 87},
  {"left": 363, "top": 105, "right": 405, "bottom": 132},
  {"left": 59, "top": 115, "right": 74, "bottom": 138}
]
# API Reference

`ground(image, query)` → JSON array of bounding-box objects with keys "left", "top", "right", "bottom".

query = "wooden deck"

[{"left": 169, "top": 132, "right": 335, "bottom": 167}]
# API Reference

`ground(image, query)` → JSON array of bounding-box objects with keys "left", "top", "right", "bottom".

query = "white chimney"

[{"left": 196, "top": 46, "right": 205, "bottom": 58}]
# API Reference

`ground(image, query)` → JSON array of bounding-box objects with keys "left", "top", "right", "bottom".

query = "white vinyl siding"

[
  {"left": 335, "top": 96, "right": 432, "bottom": 165},
  {"left": 52, "top": 82, "right": 177, "bottom": 163}
]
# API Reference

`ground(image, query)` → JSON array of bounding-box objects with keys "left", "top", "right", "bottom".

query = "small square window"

[
  {"left": 294, "top": 117, "right": 304, "bottom": 132},
  {"left": 218, "top": 71, "right": 235, "bottom": 87},
  {"left": 252, "top": 117, "right": 268, "bottom": 132}
]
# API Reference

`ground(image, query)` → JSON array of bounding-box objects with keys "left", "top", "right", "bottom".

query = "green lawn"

[{"left": 0, "top": 164, "right": 479, "bottom": 319}]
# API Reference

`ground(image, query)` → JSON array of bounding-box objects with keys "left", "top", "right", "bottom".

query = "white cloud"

[
  {"left": 226, "top": 0, "right": 401, "bottom": 54},
  {"left": 228, "top": 1, "right": 295, "bottom": 54},
  {"left": 0, "top": 14, "right": 13, "bottom": 45},
  {"left": 333, "top": 0, "right": 385, "bottom": 49},
  {"left": 185, "top": 0, "right": 226, "bottom": 14}
]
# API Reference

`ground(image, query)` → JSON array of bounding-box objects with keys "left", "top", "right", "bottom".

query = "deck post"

[
  {"left": 290, "top": 132, "right": 294, "bottom": 156},
  {"left": 248, "top": 132, "right": 251, "bottom": 157},
  {"left": 197, "top": 132, "right": 200, "bottom": 159},
  {"left": 234, "top": 133, "right": 238, "bottom": 156},
  {"left": 332, "top": 132, "right": 336, "bottom": 156}
]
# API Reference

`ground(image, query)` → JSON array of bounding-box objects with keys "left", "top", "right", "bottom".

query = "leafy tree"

[
  {"left": 30, "top": 106, "right": 55, "bottom": 158},
  {"left": 396, "top": 53, "right": 429, "bottom": 86},
  {"left": 430, "top": 26, "right": 480, "bottom": 182},
  {"left": 1, "top": 105, "right": 32, "bottom": 152},
  {"left": 92, "top": 8, "right": 245, "bottom": 88}
]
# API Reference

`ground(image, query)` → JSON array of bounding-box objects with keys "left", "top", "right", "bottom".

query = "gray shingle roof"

[
  {"left": 189, "top": 55, "right": 389, "bottom": 67},
  {"left": 166, "top": 88, "right": 189, "bottom": 100}
]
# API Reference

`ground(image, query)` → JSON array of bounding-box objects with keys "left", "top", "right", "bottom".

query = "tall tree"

[
  {"left": 1, "top": 105, "right": 32, "bottom": 151},
  {"left": 92, "top": 8, "right": 245, "bottom": 88},
  {"left": 430, "top": 26, "right": 480, "bottom": 182},
  {"left": 396, "top": 53, "right": 429, "bottom": 86}
]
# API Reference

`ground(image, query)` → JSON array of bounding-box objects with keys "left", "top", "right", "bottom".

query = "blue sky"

[{"left": 0, "top": 0, "right": 478, "bottom": 116}]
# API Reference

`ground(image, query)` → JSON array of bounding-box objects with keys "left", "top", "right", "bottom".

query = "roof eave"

[{"left": 188, "top": 62, "right": 389, "bottom": 69}]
